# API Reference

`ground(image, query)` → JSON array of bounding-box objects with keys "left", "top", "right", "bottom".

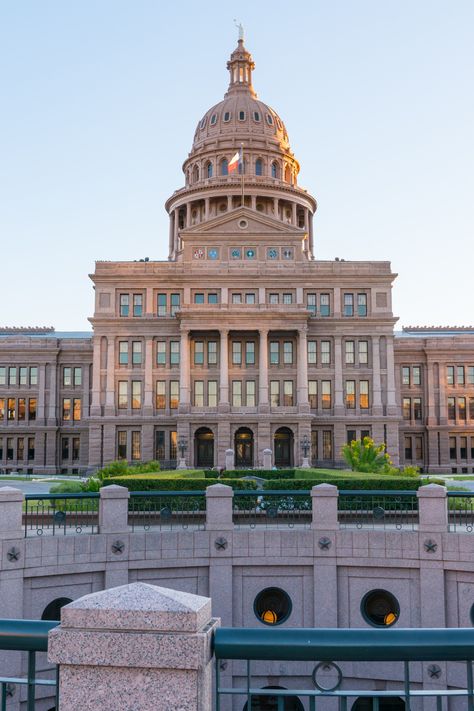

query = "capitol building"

[{"left": 1, "top": 37, "right": 474, "bottom": 475}]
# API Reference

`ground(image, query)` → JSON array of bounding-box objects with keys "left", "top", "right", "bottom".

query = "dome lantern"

[{"left": 226, "top": 39, "right": 256, "bottom": 98}]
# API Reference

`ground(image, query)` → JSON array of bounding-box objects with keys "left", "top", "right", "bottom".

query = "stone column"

[
  {"left": 90, "top": 336, "right": 102, "bottom": 416},
  {"left": 334, "top": 336, "right": 344, "bottom": 415},
  {"left": 173, "top": 208, "right": 179, "bottom": 255},
  {"left": 205, "top": 483, "right": 234, "bottom": 531},
  {"left": 308, "top": 213, "right": 314, "bottom": 256},
  {"left": 371, "top": 336, "right": 383, "bottom": 415},
  {"left": 0, "top": 487, "right": 23, "bottom": 539},
  {"left": 273, "top": 197, "right": 279, "bottom": 218},
  {"left": 48, "top": 583, "right": 218, "bottom": 711},
  {"left": 179, "top": 330, "right": 190, "bottom": 412},
  {"left": 143, "top": 337, "right": 154, "bottom": 415},
  {"left": 37, "top": 363, "right": 46, "bottom": 423},
  {"left": 297, "top": 328, "right": 309, "bottom": 411},
  {"left": 417, "top": 483, "right": 448, "bottom": 532},
  {"left": 82, "top": 362, "right": 90, "bottom": 419},
  {"left": 386, "top": 336, "right": 397, "bottom": 415},
  {"left": 185, "top": 202, "right": 191, "bottom": 227},
  {"left": 438, "top": 362, "right": 447, "bottom": 425},
  {"left": 426, "top": 360, "right": 436, "bottom": 426},
  {"left": 227, "top": 195, "right": 232, "bottom": 211},
  {"left": 292, "top": 201, "right": 297, "bottom": 225},
  {"left": 251, "top": 195, "right": 256, "bottom": 211},
  {"left": 311, "top": 483, "right": 339, "bottom": 530},
  {"left": 104, "top": 337, "right": 115, "bottom": 416},
  {"left": 99, "top": 485, "right": 130, "bottom": 533},
  {"left": 204, "top": 197, "right": 210, "bottom": 220},
  {"left": 47, "top": 361, "right": 58, "bottom": 425},
  {"left": 258, "top": 328, "right": 269, "bottom": 411},
  {"left": 333, "top": 287, "right": 341, "bottom": 318},
  {"left": 145, "top": 287, "right": 154, "bottom": 315},
  {"left": 219, "top": 329, "right": 229, "bottom": 410}
]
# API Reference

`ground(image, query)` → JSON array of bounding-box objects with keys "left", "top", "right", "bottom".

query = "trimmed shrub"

[
  {"left": 204, "top": 469, "right": 295, "bottom": 480},
  {"left": 264, "top": 478, "right": 423, "bottom": 491},
  {"left": 342, "top": 437, "right": 392, "bottom": 473},
  {"left": 50, "top": 481, "right": 84, "bottom": 494}
]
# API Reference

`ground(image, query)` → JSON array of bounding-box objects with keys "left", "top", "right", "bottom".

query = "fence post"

[
  {"left": 417, "top": 483, "right": 448, "bottom": 532},
  {"left": 311, "top": 483, "right": 339, "bottom": 530},
  {"left": 48, "top": 582, "right": 219, "bottom": 711},
  {"left": 99, "top": 485, "right": 130, "bottom": 533},
  {"left": 206, "top": 483, "right": 234, "bottom": 530},
  {"left": 0, "top": 487, "right": 24, "bottom": 539}
]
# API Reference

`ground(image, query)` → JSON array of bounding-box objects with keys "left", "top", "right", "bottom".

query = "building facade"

[{"left": 1, "top": 39, "right": 474, "bottom": 475}]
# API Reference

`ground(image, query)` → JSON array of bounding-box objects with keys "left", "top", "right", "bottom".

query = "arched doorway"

[
  {"left": 352, "top": 698, "right": 405, "bottom": 711},
  {"left": 235, "top": 427, "right": 254, "bottom": 467},
  {"left": 243, "top": 686, "right": 304, "bottom": 710},
  {"left": 194, "top": 427, "right": 214, "bottom": 468},
  {"left": 274, "top": 427, "right": 294, "bottom": 467}
]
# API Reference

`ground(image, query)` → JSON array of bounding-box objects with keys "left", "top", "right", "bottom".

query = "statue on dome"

[{"left": 234, "top": 19, "right": 244, "bottom": 42}]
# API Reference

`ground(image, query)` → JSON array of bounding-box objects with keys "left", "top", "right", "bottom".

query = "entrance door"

[
  {"left": 234, "top": 427, "right": 254, "bottom": 467},
  {"left": 274, "top": 427, "right": 294, "bottom": 467},
  {"left": 195, "top": 428, "right": 214, "bottom": 468}
]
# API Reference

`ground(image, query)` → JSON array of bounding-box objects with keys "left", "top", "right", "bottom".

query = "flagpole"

[{"left": 241, "top": 142, "right": 244, "bottom": 206}]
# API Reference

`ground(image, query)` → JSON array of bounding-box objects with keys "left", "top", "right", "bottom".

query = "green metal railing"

[
  {"left": 214, "top": 627, "right": 474, "bottom": 710},
  {"left": 0, "top": 619, "right": 58, "bottom": 711},
  {"left": 233, "top": 490, "right": 312, "bottom": 529},
  {"left": 338, "top": 490, "right": 419, "bottom": 530},
  {"left": 447, "top": 491, "right": 474, "bottom": 532},
  {"left": 24, "top": 493, "right": 100, "bottom": 537},
  {"left": 128, "top": 490, "right": 206, "bottom": 531}
]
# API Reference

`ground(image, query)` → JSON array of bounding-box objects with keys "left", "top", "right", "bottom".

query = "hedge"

[
  {"left": 263, "top": 477, "right": 423, "bottom": 491},
  {"left": 204, "top": 469, "right": 295, "bottom": 480}
]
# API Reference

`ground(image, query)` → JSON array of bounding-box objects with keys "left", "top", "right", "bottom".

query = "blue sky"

[{"left": 1, "top": 1, "right": 473, "bottom": 329}]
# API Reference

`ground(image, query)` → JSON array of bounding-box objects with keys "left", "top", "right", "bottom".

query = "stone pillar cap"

[
  {"left": 225, "top": 448, "right": 234, "bottom": 454},
  {"left": 206, "top": 483, "right": 233, "bottom": 496},
  {"left": 263, "top": 448, "right": 272, "bottom": 454},
  {"left": 311, "top": 483, "right": 338, "bottom": 496},
  {"left": 99, "top": 484, "right": 130, "bottom": 498},
  {"left": 60, "top": 583, "right": 211, "bottom": 633},
  {"left": 417, "top": 483, "right": 447, "bottom": 497},
  {"left": 0, "top": 486, "right": 24, "bottom": 501}
]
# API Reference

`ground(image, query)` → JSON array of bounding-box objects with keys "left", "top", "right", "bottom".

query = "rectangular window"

[
  {"left": 245, "top": 341, "right": 255, "bottom": 365},
  {"left": 322, "top": 381, "right": 332, "bottom": 409},
  {"left": 194, "top": 293, "right": 205, "bottom": 304},
  {"left": 415, "top": 436, "right": 423, "bottom": 460},
  {"left": 344, "top": 293, "right": 354, "bottom": 317},
  {"left": 29, "top": 366, "right": 38, "bottom": 386},
  {"left": 307, "top": 340, "right": 317, "bottom": 365},
  {"left": 19, "top": 367, "right": 27, "bottom": 385},
  {"left": 62, "top": 398, "right": 71, "bottom": 421},
  {"left": 320, "top": 293, "right": 330, "bottom": 317},
  {"left": 345, "top": 341, "right": 355, "bottom": 365},
  {"left": 7, "top": 398, "right": 16, "bottom": 420},
  {"left": 471, "top": 436, "right": 474, "bottom": 460},
  {"left": 246, "top": 380, "right": 256, "bottom": 406},
  {"left": 170, "top": 293, "right": 180, "bottom": 316},
  {"left": 0, "top": 398, "right": 4, "bottom": 419},
  {"left": 133, "top": 294, "right": 143, "bottom": 317},
  {"left": 72, "top": 437, "right": 80, "bottom": 460},
  {"left": 270, "top": 342, "right": 279, "bottom": 365},
  {"left": 117, "top": 431, "right": 127, "bottom": 460},
  {"left": 131, "top": 381, "right": 142, "bottom": 409},
  {"left": 460, "top": 436, "right": 467, "bottom": 460},
  {"left": 63, "top": 367, "right": 72, "bottom": 386},
  {"left": 208, "top": 293, "right": 218, "bottom": 304},
  {"left": 170, "top": 380, "right": 179, "bottom": 409},
  {"left": 131, "top": 431, "right": 141, "bottom": 460},
  {"left": 28, "top": 437, "right": 35, "bottom": 461},
  {"left": 468, "top": 366, "right": 474, "bottom": 385},
  {"left": 446, "top": 366, "right": 454, "bottom": 385},
  {"left": 347, "top": 430, "right": 357, "bottom": 445},
  {"left": 269, "top": 293, "right": 279, "bottom": 304},
  {"left": 457, "top": 366, "right": 465, "bottom": 385},
  {"left": 404, "top": 435, "right": 413, "bottom": 460},
  {"left": 413, "top": 397, "right": 422, "bottom": 420},
  {"left": 402, "top": 367, "right": 410, "bottom": 386},
  {"left": 18, "top": 398, "right": 26, "bottom": 421},
  {"left": 402, "top": 397, "right": 411, "bottom": 420},
  {"left": 232, "top": 293, "right": 242, "bottom": 304},
  {"left": 270, "top": 380, "right": 280, "bottom": 407},
  {"left": 357, "top": 293, "right": 367, "bottom": 317},
  {"left": 447, "top": 397, "right": 456, "bottom": 420},
  {"left": 0, "top": 367, "right": 5, "bottom": 385},
  {"left": 0, "top": 436, "right": 3, "bottom": 460},
  {"left": 469, "top": 397, "right": 474, "bottom": 420},
  {"left": 232, "top": 380, "right": 242, "bottom": 407},
  {"left": 345, "top": 380, "right": 356, "bottom": 409},
  {"left": 118, "top": 381, "right": 128, "bottom": 409},
  {"left": 194, "top": 380, "right": 204, "bottom": 407},
  {"left": 170, "top": 431, "right": 177, "bottom": 460},
  {"left": 132, "top": 341, "right": 142, "bottom": 365},
  {"left": 322, "top": 431, "right": 332, "bottom": 460},
  {"left": 283, "top": 293, "right": 293, "bottom": 305},
  {"left": 458, "top": 397, "right": 466, "bottom": 420},
  {"left": 157, "top": 293, "right": 167, "bottom": 317},
  {"left": 156, "top": 381, "right": 166, "bottom": 409},
  {"left": 321, "top": 340, "right": 331, "bottom": 365},
  {"left": 73, "top": 398, "right": 81, "bottom": 421},
  {"left": 245, "top": 292, "right": 256, "bottom": 304},
  {"left": 208, "top": 380, "right": 218, "bottom": 407},
  {"left": 170, "top": 341, "right": 180, "bottom": 365},
  {"left": 119, "top": 341, "right": 129, "bottom": 365},
  {"left": 307, "top": 293, "right": 317, "bottom": 315},
  {"left": 283, "top": 341, "right": 293, "bottom": 365},
  {"left": 73, "top": 367, "right": 82, "bottom": 386},
  {"left": 194, "top": 341, "right": 204, "bottom": 365},
  {"left": 8, "top": 367, "right": 16, "bottom": 386},
  {"left": 308, "top": 380, "right": 317, "bottom": 408},
  {"left": 232, "top": 341, "right": 242, "bottom": 365},
  {"left": 119, "top": 294, "right": 129, "bottom": 317},
  {"left": 359, "top": 341, "right": 368, "bottom": 365},
  {"left": 359, "top": 380, "right": 369, "bottom": 409},
  {"left": 156, "top": 341, "right": 166, "bottom": 365},
  {"left": 7, "top": 438, "right": 13, "bottom": 460},
  {"left": 155, "top": 430, "right": 165, "bottom": 460},
  {"left": 449, "top": 436, "right": 456, "bottom": 460},
  {"left": 61, "top": 438, "right": 69, "bottom": 461},
  {"left": 283, "top": 380, "right": 294, "bottom": 406},
  {"left": 28, "top": 398, "right": 37, "bottom": 420},
  {"left": 208, "top": 341, "right": 217, "bottom": 365},
  {"left": 412, "top": 366, "right": 421, "bottom": 385}
]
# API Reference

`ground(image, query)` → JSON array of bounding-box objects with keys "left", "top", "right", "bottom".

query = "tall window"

[
  {"left": 132, "top": 341, "right": 142, "bottom": 365},
  {"left": 271, "top": 161, "right": 278, "bottom": 178},
  {"left": 307, "top": 341, "right": 317, "bottom": 365},
  {"left": 156, "top": 342, "right": 166, "bottom": 365},
  {"left": 133, "top": 294, "right": 143, "bottom": 317},
  {"left": 404, "top": 436, "right": 412, "bottom": 460},
  {"left": 62, "top": 398, "right": 71, "bottom": 421},
  {"left": 415, "top": 436, "right": 423, "bottom": 460},
  {"left": 255, "top": 158, "right": 263, "bottom": 176},
  {"left": 246, "top": 380, "right": 256, "bottom": 406},
  {"left": 19, "top": 367, "right": 27, "bottom": 385},
  {"left": 307, "top": 293, "right": 317, "bottom": 315},
  {"left": 321, "top": 341, "right": 331, "bottom": 365},
  {"left": 155, "top": 430, "right": 165, "bottom": 460},
  {"left": 359, "top": 381, "right": 369, "bottom": 409},
  {"left": 73, "top": 367, "right": 82, "bottom": 386},
  {"left": 0, "top": 399, "right": 4, "bottom": 419},
  {"left": 322, "top": 431, "right": 333, "bottom": 460},
  {"left": 321, "top": 381, "right": 331, "bottom": 409},
  {"left": 194, "top": 342, "right": 204, "bottom": 365},
  {"left": 270, "top": 380, "right": 280, "bottom": 406},
  {"left": 208, "top": 381, "right": 218, "bottom": 407},
  {"left": 308, "top": 380, "right": 317, "bottom": 408},
  {"left": 449, "top": 436, "right": 456, "bottom": 460},
  {"left": 28, "top": 437, "right": 36, "bottom": 461},
  {"left": 18, "top": 398, "right": 25, "bottom": 420},
  {"left": 413, "top": 397, "right": 422, "bottom": 420},
  {"left": 359, "top": 341, "right": 368, "bottom": 364},
  {"left": 245, "top": 341, "right": 255, "bottom": 365},
  {"left": 8, "top": 367, "right": 16, "bottom": 385},
  {"left": 447, "top": 397, "right": 456, "bottom": 420},
  {"left": 469, "top": 397, "right": 474, "bottom": 420},
  {"left": 457, "top": 366, "right": 465, "bottom": 385},
  {"left": 170, "top": 431, "right": 178, "bottom": 460},
  {"left": 320, "top": 294, "right": 330, "bottom": 317},
  {"left": 458, "top": 397, "right": 466, "bottom": 420},
  {"left": 344, "top": 293, "right": 354, "bottom": 317},
  {"left": 206, "top": 161, "right": 213, "bottom": 178},
  {"left": 221, "top": 158, "right": 228, "bottom": 175},
  {"left": 131, "top": 431, "right": 141, "bottom": 461},
  {"left": 63, "top": 367, "right": 72, "bottom": 386},
  {"left": 283, "top": 380, "right": 294, "bottom": 406},
  {"left": 119, "top": 294, "right": 129, "bottom": 317},
  {"left": 446, "top": 366, "right": 454, "bottom": 385},
  {"left": 157, "top": 293, "right": 167, "bottom": 317},
  {"left": 345, "top": 380, "right": 356, "bottom": 409},
  {"left": 412, "top": 366, "right": 421, "bottom": 385},
  {"left": 30, "top": 366, "right": 38, "bottom": 385},
  {"left": 61, "top": 438, "right": 69, "bottom": 460},
  {"left": 357, "top": 293, "right": 367, "bottom": 316},
  {"left": 170, "top": 293, "right": 180, "bottom": 316},
  {"left": 283, "top": 342, "right": 293, "bottom": 365},
  {"left": 7, "top": 398, "right": 15, "bottom": 420},
  {"left": 232, "top": 342, "right": 242, "bottom": 365},
  {"left": 232, "top": 381, "right": 242, "bottom": 406},
  {"left": 208, "top": 341, "right": 217, "bottom": 365},
  {"left": 402, "top": 367, "right": 410, "bottom": 386},
  {"left": 73, "top": 399, "right": 81, "bottom": 421},
  {"left": 29, "top": 398, "right": 37, "bottom": 420},
  {"left": 194, "top": 381, "right": 204, "bottom": 407},
  {"left": 170, "top": 341, "right": 180, "bottom": 365},
  {"left": 468, "top": 366, "right": 474, "bottom": 385},
  {"left": 270, "top": 342, "right": 279, "bottom": 365},
  {"left": 402, "top": 397, "right": 411, "bottom": 420},
  {"left": 0, "top": 367, "right": 5, "bottom": 385},
  {"left": 156, "top": 381, "right": 166, "bottom": 409},
  {"left": 170, "top": 381, "right": 179, "bottom": 409},
  {"left": 131, "top": 381, "right": 141, "bottom": 409},
  {"left": 345, "top": 341, "right": 355, "bottom": 365},
  {"left": 118, "top": 381, "right": 128, "bottom": 409}
]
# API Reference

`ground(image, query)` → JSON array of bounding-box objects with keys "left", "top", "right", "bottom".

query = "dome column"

[
  {"left": 292, "top": 202, "right": 297, "bottom": 226},
  {"left": 205, "top": 198, "right": 210, "bottom": 220},
  {"left": 186, "top": 203, "right": 191, "bottom": 227},
  {"left": 273, "top": 197, "right": 279, "bottom": 220},
  {"left": 251, "top": 195, "right": 256, "bottom": 211},
  {"left": 227, "top": 195, "right": 232, "bottom": 212}
]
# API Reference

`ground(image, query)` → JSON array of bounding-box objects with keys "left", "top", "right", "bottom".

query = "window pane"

[
  {"left": 194, "top": 293, "right": 205, "bottom": 304},
  {"left": 359, "top": 341, "right": 368, "bottom": 364},
  {"left": 321, "top": 341, "right": 331, "bottom": 364},
  {"left": 156, "top": 381, "right": 166, "bottom": 409},
  {"left": 283, "top": 380, "right": 294, "bottom": 406},
  {"left": 157, "top": 293, "right": 167, "bottom": 317},
  {"left": 283, "top": 293, "right": 292, "bottom": 305},
  {"left": 62, "top": 398, "right": 71, "bottom": 420},
  {"left": 402, "top": 367, "right": 410, "bottom": 386},
  {"left": 155, "top": 430, "right": 165, "bottom": 460},
  {"left": 118, "top": 381, "right": 128, "bottom": 408},
  {"left": 307, "top": 293, "right": 316, "bottom": 315},
  {"left": 323, "top": 431, "right": 332, "bottom": 459},
  {"left": 232, "top": 342, "right": 242, "bottom": 365},
  {"left": 446, "top": 366, "right": 454, "bottom": 385},
  {"left": 412, "top": 366, "right": 421, "bottom": 385},
  {"left": 73, "top": 399, "right": 81, "bottom": 421},
  {"left": 459, "top": 397, "right": 466, "bottom": 420},
  {"left": 320, "top": 293, "right": 330, "bottom": 317},
  {"left": 131, "top": 381, "right": 142, "bottom": 409},
  {"left": 283, "top": 341, "right": 293, "bottom": 364},
  {"left": 29, "top": 398, "right": 37, "bottom": 420},
  {"left": 120, "top": 294, "right": 129, "bottom": 317},
  {"left": 0, "top": 367, "right": 5, "bottom": 385},
  {"left": 232, "top": 380, "right": 242, "bottom": 406},
  {"left": 19, "top": 367, "right": 27, "bottom": 385},
  {"left": 63, "top": 367, "right": 72, "bottom": 386},
  {"left": 308, "top": 380, "right": 318, "bottom": 408},
  {"left": 345, "top": 380, "right": 355, "bottom": 409},
  {"left": 208, "top": 341, "right": 217, "bottom": 365},
  {"left": 246, "top": 380, "right": 255, "bottom": 406},
  {"left": 345, "top": 341, "right": 355, "bottom": 364},
  {"left": 208, "top": 380, "right": 218, "bottom": 407},
  {"left": 457, "top": 366, "right": 465, "bottom": 385},
  {"left": 8, "top": 367, "right": 16, "bottom": 385},
  {"left": 403, "top": 397, "right": 411, "bottom": 420},
  {"left": 208, "top": 293, "right": 218, "bottom": 304},
  {"left": 270, "top": 342, "right": 279, "bottom": 365},
  {"left": 170, "top": 293, "right": 181, "bottom": 316},
  {"left": 73, "top": 367, "right": 82, "bottom": 386},
  {"left": 132, "top": 341, "right": 142, "bottom": 364},
  {"left": 245, "top": 341, "right": 255, "bottom": 365},
  {"left": 156, "top": 341, "right": 166, "bottom": 365},
  {"left": 270, "top": 380, "right": 280, "bottom": 406},
  {"left": 18, "top": 398, "right": 25, "bottom": 420},
  {"left": 359, "top": 380, "right": 369, "bottom": 409},
  {"left": 357, "top": 293, "right": 367, "bottom": 316},
  {"left": 322, "top": 381, "right": 331, "bottom": 409},
  {"left": 232, "top": 293, "right": 242, "bottom": 304},
  {"left": 194, "top": 341, "right": 204, "bottom": 365},
  {"left": 131, "top": 431, "right": 141, "bottom": 460},
  {"left": 170, "top": 341, "right": 180, "bottom": 365},
  {"left": 245, "top": 293, "right": 256, "bottom": 304},
  {"left": 307, "top": 341, "right": 317, "bottom": 365},
  {"left": 269, "top": 293, "right": 279, "bottom": 304},
  {"left": 133, "top": 294, "right": 143, "bottom": 317},
  {"left": 119, "top": 342, "right": 129, "bottom": 365},
  {"left": 343, "top": 293, "right": 354, "bottom": 317},
  {"left": 170, "top": 381, "right": 179, "bottom": 409},
  {"left": 447, "top": 396, "right": 456, "bottom": 420},
  {"left": 194, "top": 380, "right": 204, "bottom": 406},
  {"left": 170, "top": 431, "right": 177, "bottom": 460},
  {"left": 413, "top": 397, "right": 422, "bottom": 420}
]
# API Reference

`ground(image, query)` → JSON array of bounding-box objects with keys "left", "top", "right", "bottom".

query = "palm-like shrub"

[{"left": 342, "top": 437, "right": 392, "bottom": 473}]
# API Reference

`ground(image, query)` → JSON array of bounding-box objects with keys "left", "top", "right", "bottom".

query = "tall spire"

[{"left": 225, "top": 32, "right": 256, "bottom": 98}]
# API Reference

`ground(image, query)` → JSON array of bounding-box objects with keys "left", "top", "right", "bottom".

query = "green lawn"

[{"left": 112, "top": 469, "right": 205, "bottom": 480}]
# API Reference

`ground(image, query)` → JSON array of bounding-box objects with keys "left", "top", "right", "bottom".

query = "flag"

[{"left": 228, "top": 149, "right": 241, "bottom": 173}]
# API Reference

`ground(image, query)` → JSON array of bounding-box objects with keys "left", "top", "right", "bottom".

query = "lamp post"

[
  {"left": 177, "top": 436, "right": 188, "bottom": 470},
  {"left": 300, "top": 434, "right": 311, "bottom": 469}
]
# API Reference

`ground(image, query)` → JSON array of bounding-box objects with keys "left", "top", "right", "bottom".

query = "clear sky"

[{"left": 1, "top": 0, "right": 473, "bottom": 330}]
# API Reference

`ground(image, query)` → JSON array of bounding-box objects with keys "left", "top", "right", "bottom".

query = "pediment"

[{"left": 180, "top": 207, "right": 305, "bottom": 237}]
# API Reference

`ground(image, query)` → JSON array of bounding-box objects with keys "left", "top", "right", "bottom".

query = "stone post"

[
  {"left": 0, "top": 487, "right": 23, "bottom": 539},
  {"left": 225, "top": 448, "right": 235, "bottom": 470},
  {"left": 205, "top": 483, "right": 234, "bottom": 531},
  {"left": 311, "top": 483, "right": 339, "bottom": 530},
  {"left": 417, "top": 483, "right": 448, "bottom": 532},
  {"left": 179, "top": 329, "right": 190, "bottom": 412},
  {"left": 48, "top": 583, "right": 218, "bottom": 711},
  {"left": 258, "top": 329, "right": 269, "bottom": 411},
  {"left": 219, "top": 329, "right": 230, "bottom": 411},
  {"left": 262, "top": 448, "right": 272, "bottom": 469},
  {"left": 99, "top": 485, "right": 130, "bottom": 533}
]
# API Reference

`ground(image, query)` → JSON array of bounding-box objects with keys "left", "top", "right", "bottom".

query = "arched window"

[
  {"left": 41, "top": 597, "right": 73, "bottom": 621},
  {"left": 271, "top": 162, "right": 279, "bottom": 179},
  {"left": 206, "top": 162, "right": 213, "bottom": 178},
  {"left": 255, "top": 158, "right": 263, "bottom": 176},
  {"left": 284, "top": 165, "right": 291, "bottom": 183},
  {"left": 192, "top": 165, "right": 199, "bottom": 183},
  {"left": 221, "top": 158, "right": 228, "bottom": 176}
]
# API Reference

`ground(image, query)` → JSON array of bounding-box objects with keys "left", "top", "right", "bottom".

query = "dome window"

[
  {"left": 271, "top": 161, "right": 279, "bottom": 179},
  {"left": 238, "top": 110, "right": 246, "bottom": 121},
  {"left": 199, "top": 117, "right": 206, "bottom": 129},
  {"left": 223, "top": 111, "right": 231, "bottom": 122},
  {"left": 206, "top": 162, "right": 213, "bottom": 179},
  {"left": 210, "top": 113, "right": 217, "bottom": 126},
  {"left": 255, "top": 158, "right": 263, "bottom": 176},
  {"left": 266, "top": 113, "right": 274, "bottom": 125},
  {"left": 221, "top": 158, "right": 228, "bottom": 176},
  {"left": 253, "top": 111, "right": 261, "bottom": 122}
]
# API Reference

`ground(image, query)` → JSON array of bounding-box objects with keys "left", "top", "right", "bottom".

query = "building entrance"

[
  {"left": 194, "top": 427, "right": 214, "bottom": 468},
  {"left": 234, "top": 427, "right": 254, "bottom": 467},
  {"left": 274, "top": 427, "right": 294, "bottom": 467}
]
